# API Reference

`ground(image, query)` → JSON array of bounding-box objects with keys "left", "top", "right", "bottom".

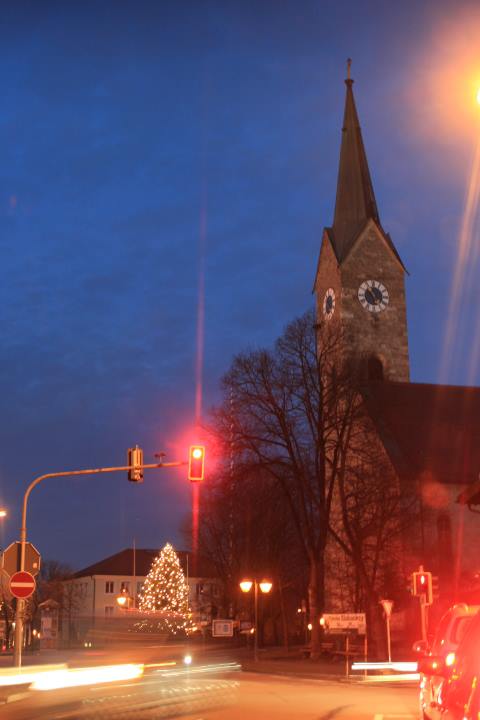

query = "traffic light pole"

[
  {"left": 13, "top": 460, "right": 187, "bottom": 667},
  {"left": 420, "top": 594, "right": 427, "bottom": 643}
]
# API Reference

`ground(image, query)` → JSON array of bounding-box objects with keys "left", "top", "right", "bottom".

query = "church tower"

[{"left": 314, "top": 63, "right": 409, "bottom": 382}]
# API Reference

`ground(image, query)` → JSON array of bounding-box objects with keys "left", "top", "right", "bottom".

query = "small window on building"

[
  {"left": 137, "top": 582, "right": 143, "bottom": 595},
  {"left": 367, "top": 356, "right": 384, "bottom": 382},
  {"left": 105, "top": 581, "right": 114, "bottom": 594},
  {"left": 120, "top": 582, "right": 130, "bottom": 592},
  {"left": 105, "top": 606, "right": 114, "bottom": 617}
]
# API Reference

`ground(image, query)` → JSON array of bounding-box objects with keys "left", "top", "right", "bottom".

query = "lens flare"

[{"left": 439, "top": 137, "right": 480, "bottom": 382}]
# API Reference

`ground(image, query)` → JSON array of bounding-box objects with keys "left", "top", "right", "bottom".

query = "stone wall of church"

[
  {"left": 314, "top": 232, "right": 341, "bottom": 330},
  {"left": 340, "top": 225, "right": 410, "bottom": 382}
]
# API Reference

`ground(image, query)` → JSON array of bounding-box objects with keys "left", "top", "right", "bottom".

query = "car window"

[
  {"left": 450, "top": 616, "right": 471, "bottom": 644},
  {"left": 456, "top": 613, "right": 480, "bottom": 669},
  {"left": 432, "top": 613, "right": 455, "bottom": 653}
]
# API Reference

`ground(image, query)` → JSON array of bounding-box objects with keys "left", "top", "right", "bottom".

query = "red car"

[{"left": 418, "top": 608, "right": 480, "bottom": 719}]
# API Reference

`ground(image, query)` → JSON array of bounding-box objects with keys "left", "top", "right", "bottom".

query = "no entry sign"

[{"left": 9, "top": 571, "right": 36, "bottom": 599}]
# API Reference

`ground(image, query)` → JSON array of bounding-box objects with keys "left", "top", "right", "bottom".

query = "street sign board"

[
  {"left": 1, "top": 542, "right": 41, "bottom": 577},
  {"left": 9, "top": 571, "right": 36, "bottom": 599},
  {"left": 212, "top": 619, "right": 234, "bottom": 637},
  {"left": 322, "top": 613, "right": 366, "bottom": 634}
]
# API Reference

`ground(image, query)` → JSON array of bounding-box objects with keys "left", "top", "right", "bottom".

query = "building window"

[
  {"left": 105, "top": 606, "right": 114, "bottom": 617},
  {"left": 367, "top": 355, "right": 384, "bottom": 382},
  {"left": 120, "top": 582, "right": 130, "bottom": 593},
  {"left": 137, "top": 582, "right": 143, "bottom": 596},
  {"left": 105, "top": 581, "right": 114, "bottom": 594}
]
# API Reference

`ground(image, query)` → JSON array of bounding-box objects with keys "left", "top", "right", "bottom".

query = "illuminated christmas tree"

[{"left": 137, "top": 543, "right": 191, "bottom": 635}]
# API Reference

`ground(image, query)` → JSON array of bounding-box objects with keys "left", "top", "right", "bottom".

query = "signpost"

[
  {"left": 321, "top": 613, "right": 367, "bottom": 678},
  {"left": 1, "top": 542, "right": 41, "bottom": 577},
  {"left": 212, "top": 619, "right": 234, "bottom": 637},
  {"left": 380, "top": 599, "right": 393, "bottom": 662},
  {"left": 321, "top": 613, "right": 366, "bottom": 634},
  {"left": 9, "top": 571, "right": 36, "bottom": 599}
]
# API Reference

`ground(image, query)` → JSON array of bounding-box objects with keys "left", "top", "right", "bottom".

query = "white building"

[{"left": 61, "top": 547, "right": 221, "bottom": 646}]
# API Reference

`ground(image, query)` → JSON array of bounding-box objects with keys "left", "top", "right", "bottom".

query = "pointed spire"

[{"left": 331, "top": 60, "right": 381, "bottom": 260}]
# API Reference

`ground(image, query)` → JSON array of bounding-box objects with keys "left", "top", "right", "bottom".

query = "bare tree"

[
  {"left": 32, "top": 560, "right": 86, "bottom": 647},
  {"left": 195, "top": 465, "right": 306, "bottom": 646},
  {"left": 0, "top": 575, "right": 14, "bottom": 648},
  {"left": 209, "top": 311, "right": 366, "bottom": 657},
  {"left": 208, "top": 310, "right": 415, "bottom": 656},
  {"left": 326, "top": 423, "right": 416, "bottom": 653}
]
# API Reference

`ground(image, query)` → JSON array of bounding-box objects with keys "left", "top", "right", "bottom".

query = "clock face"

[
  {"left": 358, "top": 280, "right": 389, "bottom": 312},
  {"left": 323, "top": 288, "right": 336, "bottom": 319}
]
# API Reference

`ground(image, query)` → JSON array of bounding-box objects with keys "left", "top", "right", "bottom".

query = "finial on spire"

[{"left": 346, "top": 58, "right": 352, "bottom": 81}]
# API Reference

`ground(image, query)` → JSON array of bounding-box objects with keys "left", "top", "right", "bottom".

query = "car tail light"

[{"left": 445, "top": 652, "right": 455, "bottom": 667}]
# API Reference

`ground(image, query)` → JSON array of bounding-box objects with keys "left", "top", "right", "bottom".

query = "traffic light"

[
  {"left": 412, "top": 570, "right": 433, "bottom": 605},
  {"left": 127, "top": 446, "right": 144, "bottom": 483},
  {"left": 188, "top": 445, "right": 205, "bottom": 482}
]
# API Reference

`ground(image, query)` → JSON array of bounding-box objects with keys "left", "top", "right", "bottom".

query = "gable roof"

[
  {"left": 364, "top": 381, "right": 480, "bottom": 487},
  {"left": 74, "top": 547, "right": 216, "bottom": 579}
]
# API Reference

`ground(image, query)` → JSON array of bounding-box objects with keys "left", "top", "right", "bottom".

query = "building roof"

[
  {"left": 326, "top": 69, "right": 405, "bottom": 271},
  {"left": 331, "top": 76, "right": 379, "bottom": 259},
  {"left": 364, "top": 381, "right": 480, "bottom": 487},
  {"left": 74, "top": 547, "right": 216, "bottom": 579}
]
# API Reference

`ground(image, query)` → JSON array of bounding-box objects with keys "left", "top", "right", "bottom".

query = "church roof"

[
  {"left": 364, "top": 381, "right": 480, "bottom": 487},
  {"left": 326, "top": 65, "right": 405, "bottom": 271},
  {"left": 74, "top": 547, "right": 216, "bottom": 579}
]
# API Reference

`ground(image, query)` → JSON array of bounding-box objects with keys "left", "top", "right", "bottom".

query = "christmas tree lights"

[{"left": 137, "top": 543, "right": 192, "bottom": 635}]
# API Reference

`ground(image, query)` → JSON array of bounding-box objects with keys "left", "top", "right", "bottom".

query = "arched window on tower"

[{"left": 367, "top": 355, "right": 384, "bottom": 382}]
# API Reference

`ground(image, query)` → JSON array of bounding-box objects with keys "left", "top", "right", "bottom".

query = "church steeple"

[
  {"left": 331, "top": 59, "right": 381, "bottom": 261},
  {"left": 314, "top": 62, "right": 410, "bottom": 384}
]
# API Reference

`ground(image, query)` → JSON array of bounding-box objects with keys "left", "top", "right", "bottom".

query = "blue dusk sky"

[{"left": 1, "top": 0, "right": 480, "bottom": 568}]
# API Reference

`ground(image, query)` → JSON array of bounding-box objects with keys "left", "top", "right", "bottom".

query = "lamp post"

[
  {"left": 0, "top": 508, "right": 6, "bottom": 555},
  {"left": 239, "top": 578, "right": 272, "bottom": 661}
]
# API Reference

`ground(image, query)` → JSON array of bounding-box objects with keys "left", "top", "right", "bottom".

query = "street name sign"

[
  {"left": 212, "top": 619, "right": 234, "bottom": 637},
  {"left": 1, "top": 542, "right": 41, "bottom": 577},
  {"left": 9, "top": 571, "right": 36, "bottom": 599},
  {"left": 322, "top": 613, "right": 366, "bottom": 634}
]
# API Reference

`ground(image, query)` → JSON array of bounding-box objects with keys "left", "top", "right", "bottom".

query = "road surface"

[{"left": 1, "top": 668, "right": 419, "bottom": 719}]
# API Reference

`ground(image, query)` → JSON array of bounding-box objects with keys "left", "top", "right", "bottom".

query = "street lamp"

[
  {"left": 239, "top": 578, "right": 273, "bottom": 661},
  {"left": 116, "top": 589, "right": 132, "bottom": 609}
]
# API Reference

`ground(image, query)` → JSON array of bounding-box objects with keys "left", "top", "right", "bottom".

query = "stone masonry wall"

[{"left": 340, "top": 223, "right": 410, "bottom": 382}]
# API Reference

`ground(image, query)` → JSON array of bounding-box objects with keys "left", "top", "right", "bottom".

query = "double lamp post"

[{"left": 239, "top": 578, "right": 272, "bottom": 661}]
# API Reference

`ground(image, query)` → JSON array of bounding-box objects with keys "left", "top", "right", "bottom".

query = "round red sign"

[{"left": 9, "top": 570, "right": 36, "bottom": 599}]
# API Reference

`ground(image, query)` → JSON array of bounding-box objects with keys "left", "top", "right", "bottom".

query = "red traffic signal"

[
  {"left": 412, "top": 570, "right": 433, "bottom": 605},
  {"left": 188, "top": 445, "right": 205, "bottom": 482}
]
